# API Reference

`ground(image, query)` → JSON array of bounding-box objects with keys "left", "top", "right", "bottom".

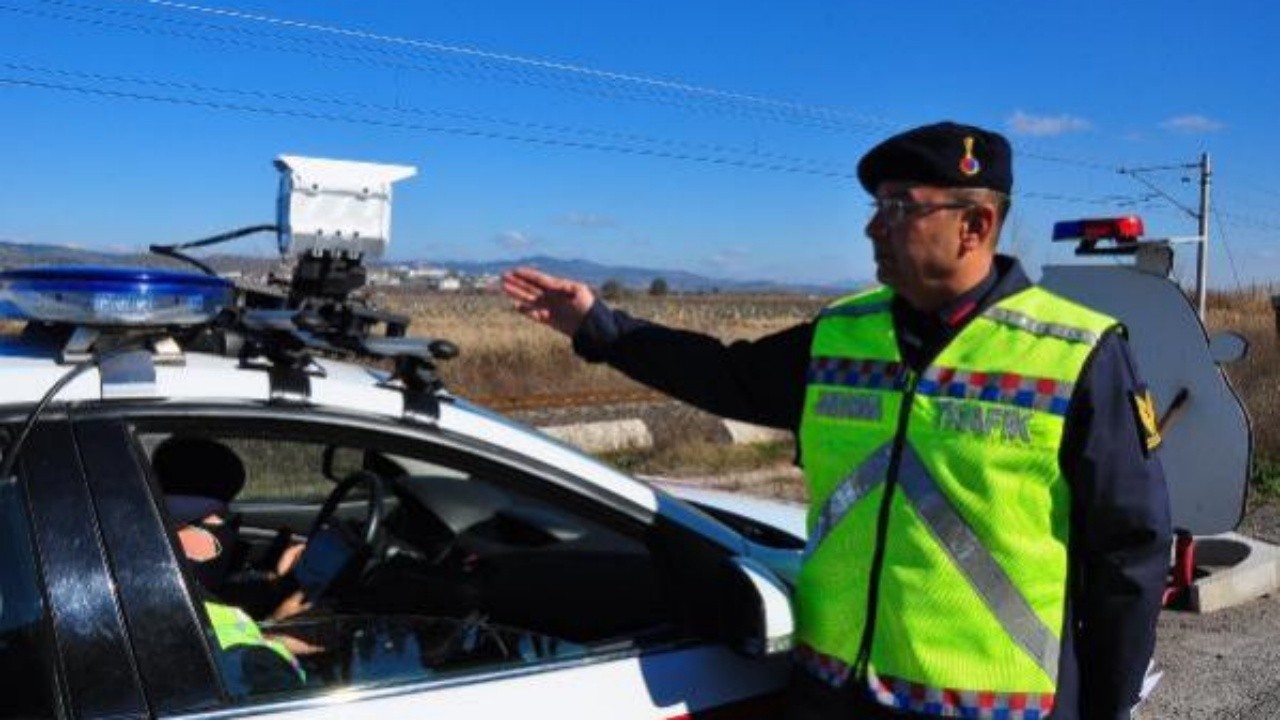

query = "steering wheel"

[{"left": 305, "top": 470, "right": 390, "bottom": 580}]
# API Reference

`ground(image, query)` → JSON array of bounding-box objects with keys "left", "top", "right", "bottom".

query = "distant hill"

[
  {"left": 0, "top": 239, "right": 278, "bottom": 273},
  {"left": 421, "top": 255, "right": 849, "bottom": 294},
  {"left": 0, "top": 241, "right": 853, "bottom": 294},
  {"left": 0, "top": 241, "right": 154, "bottom": 268}
]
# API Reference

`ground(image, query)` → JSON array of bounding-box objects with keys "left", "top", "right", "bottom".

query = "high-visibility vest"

[
  {"left": 795, "top": 284, "right": 1117, "bottom": 717},
  {"left": 205, "top": 601, "right": 305, "bottom": 685}
]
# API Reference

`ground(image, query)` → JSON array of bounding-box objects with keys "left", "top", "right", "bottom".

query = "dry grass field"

[
  {"left": 379, "top": 285, "right": 1280, "bottom": 495},
  {"left": 1205, "top": 288, "right": 1280, "bottom": 494},
  {"left": 376, "top": 288, "right": 826, "bottom": 400}
]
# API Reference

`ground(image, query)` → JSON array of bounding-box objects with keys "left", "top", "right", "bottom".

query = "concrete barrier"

[
  {"left": 1190, "top": 532, "right": 1280, "bottom": 613},
  {"left": 722, "top": 419, "right": 791, "bottom": 445},
  {"left": 539, "top": 418, "right": 654, "bottom": 453},
  {"left": 537, "top": 415, "right": 790, "bottom": 452}
]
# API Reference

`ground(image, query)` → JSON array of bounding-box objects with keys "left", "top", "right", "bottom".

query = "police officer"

[
  {"left": 159, "top": 436, "right": 310, "bottom": 696},
  {"left": 169, "top": 483, "right": 307, "bottom": 695},
  {"left": 501, "top": 121, "right": 1170, "bottom": 719}
]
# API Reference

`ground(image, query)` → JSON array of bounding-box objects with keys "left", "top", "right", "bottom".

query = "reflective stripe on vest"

[
  {"left": 807, "top": 443, "right": 1060, "bottom": 680},
  {"left": 894, "top": 445, "right": 1060, "bottom": 680},
  {"left": 985, "top": 306, "right": 1101, "bottom": 345},
  {"left": 796, "top": 284, "right": 1117, "bottom": 713}
]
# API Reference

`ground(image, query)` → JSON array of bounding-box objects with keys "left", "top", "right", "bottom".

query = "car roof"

[{"left": 0, "top": 332, "right": 668, "bottom": 517}]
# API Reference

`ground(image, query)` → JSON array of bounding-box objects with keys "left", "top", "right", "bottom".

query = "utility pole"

[
  {"left": 1195, "top": 152, "right": 1212, "bottom": 320},
  {"left": 1118, "top": 154, "right": 1212, "bottom": 319}
]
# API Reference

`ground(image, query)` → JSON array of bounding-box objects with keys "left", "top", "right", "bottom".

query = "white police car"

[{"left": 0, "top": 157, "right": 804, "bottom": 719}]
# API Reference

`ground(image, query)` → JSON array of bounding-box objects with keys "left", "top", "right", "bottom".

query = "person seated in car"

[
  {"left": 169, "top": 489, "right": 308, "bottom": 694},
  {"left": 153, "top": 435, "right": 311, "bottom": 622}
]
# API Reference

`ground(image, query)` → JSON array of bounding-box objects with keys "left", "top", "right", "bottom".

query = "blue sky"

[{"left": 0, "top": 0, "right": 1277, "bottom": 287}]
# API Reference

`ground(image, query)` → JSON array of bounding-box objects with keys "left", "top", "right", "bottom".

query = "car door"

[
  {"left": 77, "top": 405, "right": 788, "bottom": 719},
  {"left": 7, "top": 417, "right": 155, "bottom": 717}
]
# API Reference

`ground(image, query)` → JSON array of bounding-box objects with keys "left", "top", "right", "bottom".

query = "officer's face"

[{"left": 865, "top": 182, "right": 973, "bottom": 311}]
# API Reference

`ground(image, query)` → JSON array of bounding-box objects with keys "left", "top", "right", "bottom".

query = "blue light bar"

[
  {"left": 1052, "top": 220, "right": 1085, "bottom": 242},
  {"left": 0, "top": 266, "right": 234, "bottom": 327},
  {"left": 1052, "top": 216, "right": 1145, "bottom": 244}
]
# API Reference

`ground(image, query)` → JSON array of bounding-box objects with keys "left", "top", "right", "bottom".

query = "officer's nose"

[{"left": 865, "top": 209, "right": 888, "bottom": 244}]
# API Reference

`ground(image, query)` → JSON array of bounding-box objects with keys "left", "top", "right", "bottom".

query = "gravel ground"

[
  {"left": 1139, "top": 501, "right": 1280, "bottom": 718},
  {"left": 1140, "top": 590, "right": 1280, "bottom": 718}
]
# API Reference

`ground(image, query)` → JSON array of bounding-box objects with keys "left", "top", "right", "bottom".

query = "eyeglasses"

[{"left": 869, "top": 197, "right": 974, "bottom": 224}]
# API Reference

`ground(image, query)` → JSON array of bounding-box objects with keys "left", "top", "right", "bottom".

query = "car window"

[
  {"left": 136, "top": 423, "right": 686, "bottom": 707},
  {"left": 0, "top": 479, "right": 57, "bottom": 718},
  {"left": 225, "top": 437, "right": 341, "bottom": 502},
  {"left": 140, "top": 433, "right": 366, "bottom": 503}
]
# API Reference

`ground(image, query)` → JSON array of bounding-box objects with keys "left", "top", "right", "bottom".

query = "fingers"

[
  {"left": 503, "top": 267, "right": 577, "bottom": 297},
  {"left": 501, "top": 271, "right": 543, "bottom": 304},
  {"left": 267, "top": 633, "right": 326, "bottom": 656},
  {"left": 513, "top": 305, "right": 551, "bottom": 324},
  {"left": 507, "top": 266, "right": 558, "bottom": 288},
  {"left": 271, "top": 590, "right": 313, "bottom": 622},
  {"left": 502, "top": 266, "right": 594, "bottom": 336}
]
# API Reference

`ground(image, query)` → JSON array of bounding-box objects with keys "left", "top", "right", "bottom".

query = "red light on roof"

[
  {"left": 1112, "top": 216, "right": 1145, "bottom": 242},
  {"left": 1052, "top": 216, "right": 1146, "bottom": 243}
]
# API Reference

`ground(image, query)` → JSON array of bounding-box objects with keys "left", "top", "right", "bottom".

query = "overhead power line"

[
  {"left": 1210, "top": 205, "right": 1244, "bottom": 291},
  {"left": 13, "top": 0, "right": 1265, "bottom": 216},
  {"left": 1214, "top": 211, "right": 1280, "bottom": 232},
  {"left": 11, "top": 0, "right": 888, "bottom": 136},
  {"left": 1118, "top": 167, "right": 1199, "bottom": 219},
  {"left": 116, "top": 0, "right": 894, "bottom": 129},
  {"left": 1019, "top": 150, "right": 1118, "bottom": 173},
  {"left": 17, "top": 0, "right": 1145, "bottom": 177},
  {"left": 2, "top": 66, "right": 1183, "bottom": 219},
  {"left": 0, "top": 74, "right": 863, "bottom": 179},
  {"left": 1015, "top": 190, "right": 1152, "bottom": 208},
  {"left": 0, "top": 60, "right": 852, "bottom": 174}
]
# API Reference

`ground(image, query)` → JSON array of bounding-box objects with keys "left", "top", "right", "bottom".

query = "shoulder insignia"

[{"left": 1130, "top": 387, "right": 1162, "bottom": 453}]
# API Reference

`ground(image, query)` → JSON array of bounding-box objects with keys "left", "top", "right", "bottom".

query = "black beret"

[
  {"left": 152, "top": 435, "right": 246, "bottom": 503},
  {"left": 857, "top": 121, "right": 1012, "bottom": 195}
]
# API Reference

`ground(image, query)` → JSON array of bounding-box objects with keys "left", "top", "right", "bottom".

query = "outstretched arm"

[{"left": 501, "top": 266, "right": 811, "bottom": 430}]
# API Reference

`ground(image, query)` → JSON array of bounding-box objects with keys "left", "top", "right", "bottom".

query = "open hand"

[
  {"left": 270, "top": 590, "right": 313, "bottom": 622},
  {"left": 266, "top": 632, "right": 325, "bottom": 657},
  {"left": 501, "top": 267, "right": 596, "bottom": 337}
]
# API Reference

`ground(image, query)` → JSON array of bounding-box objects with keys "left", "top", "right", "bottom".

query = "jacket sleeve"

[
  {"left": 571, "top": 299, "right": 812, "bottom": 431},
  {"left": 1061, "top": 331, "right": 1171, "bottom": 719}
]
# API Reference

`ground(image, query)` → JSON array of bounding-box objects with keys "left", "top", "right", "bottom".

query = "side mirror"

[
  {"left": 321, "top": 445, "right": 367, "bottom": 481},
  {"left": 721, "top": 556, "right": 794, "bottom": 658},
  {"left": 1208, "top": 331, "right": 1249, "bottom": 365}
]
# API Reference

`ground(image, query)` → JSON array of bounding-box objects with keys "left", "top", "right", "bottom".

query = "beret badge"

[{"left": 959, "top": 136, "right": 982, "bottom": 177}]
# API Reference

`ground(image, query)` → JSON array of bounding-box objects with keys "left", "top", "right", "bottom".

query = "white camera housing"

[{"left": 274, "top": 155, "right": 417, "bottom": 260}]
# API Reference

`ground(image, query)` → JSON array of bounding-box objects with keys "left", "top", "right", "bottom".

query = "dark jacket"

[{"left": 573, "top": 256, "right": 1170, "bottom": 720}]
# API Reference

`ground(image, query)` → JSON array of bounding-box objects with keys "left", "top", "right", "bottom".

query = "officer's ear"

[{"left": 958, "top": 203, "right": 997, "bottom": 252}]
